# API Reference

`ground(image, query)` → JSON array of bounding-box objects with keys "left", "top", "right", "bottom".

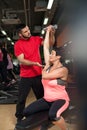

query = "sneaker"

[
  {"left": 11, "top": 79, "right": 16, "bottom": 84},
  {"left": 17, "top": 116, "right": 26, "bottom": 123}
]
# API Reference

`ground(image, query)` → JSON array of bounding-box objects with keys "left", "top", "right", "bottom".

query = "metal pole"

[{"left": 23, "top": 0, "right": 28, "bottom": 25}]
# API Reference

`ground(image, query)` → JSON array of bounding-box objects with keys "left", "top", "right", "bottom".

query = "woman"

[
  {"left": 0, "top": 43, "right": 10, "bottom": 86},
  {"left": 23, "top": 25, "right": 70, "bottom": 130},
  {"left": 7, "top": 52, "right": 17, "bottom": 83}
]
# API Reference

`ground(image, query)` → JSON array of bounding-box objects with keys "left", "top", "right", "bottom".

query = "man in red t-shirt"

[{"left": 14, "top": 24, "right": 44, "bottom": 122}]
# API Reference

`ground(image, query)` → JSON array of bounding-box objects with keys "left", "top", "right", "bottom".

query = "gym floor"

[{"left": 0, "top": 89, "right": 77, "bottom": 130}]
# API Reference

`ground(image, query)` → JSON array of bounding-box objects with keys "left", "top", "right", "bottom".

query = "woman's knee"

[{"left": 49, "top": 112, "right": 61, "bottom": 121}]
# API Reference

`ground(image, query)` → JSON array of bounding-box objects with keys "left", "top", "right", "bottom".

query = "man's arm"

[{"left": 17, "top": 53, "right": 43, "bottom": 67}]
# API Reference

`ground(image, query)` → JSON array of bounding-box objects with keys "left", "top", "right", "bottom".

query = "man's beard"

[{"left": 22, "top": 34, "right": 31, "bottom": 39}]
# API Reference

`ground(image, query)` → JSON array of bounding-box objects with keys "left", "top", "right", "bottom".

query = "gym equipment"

[
  {"left": 0, "top": 90, "right": 18, "bottom": 104},
  {"left": 0, "top": 81, "right": 19, "bottom": 104}
]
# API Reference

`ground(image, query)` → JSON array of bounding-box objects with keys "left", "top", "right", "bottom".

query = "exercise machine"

[{"left": 0, "top": 80, "right": 19, "bottom": 104}]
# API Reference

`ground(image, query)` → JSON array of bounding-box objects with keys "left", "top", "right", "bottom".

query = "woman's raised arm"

[{"left": 43, "top": 25, "right": 55, "bottom": 66}]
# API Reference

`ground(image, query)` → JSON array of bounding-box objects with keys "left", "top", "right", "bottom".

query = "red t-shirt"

[{"left": 14, "top": 36, "right": 43, "bottom": 77}]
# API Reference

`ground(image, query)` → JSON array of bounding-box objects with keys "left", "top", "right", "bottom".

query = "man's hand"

[{"left": 35, "top": 62, "right": 43, "bottom": 67}]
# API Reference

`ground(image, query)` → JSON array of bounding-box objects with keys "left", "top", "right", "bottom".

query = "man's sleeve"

[
  {"left": 14, "top": 42, "right": 23, "bottom": 57},
  {"left": 36, "top": 36, "right": 43, "bottom": 45}
]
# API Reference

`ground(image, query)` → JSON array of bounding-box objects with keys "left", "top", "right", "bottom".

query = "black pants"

[
  {"left": 0, "top": 61, "right": 8, "bottom": 83},
  {"left": 7, "top": 69, "right": 16, "bottom": 80},
  {"left": 15, "top": 75, "right": 44, "bottom": 119},
  {"left": 23, "top": 98, "right": 66, "bottom": 121}
]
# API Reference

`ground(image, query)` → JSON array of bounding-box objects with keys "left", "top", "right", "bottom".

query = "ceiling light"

[
  {"left": 7, "top": 37, "right": 11, "bottom": 41},
  {"left": 41, "top": 30, "right": 45, "bottom": 35},
  {"left": 1, "top": 30, "right": 7, "bottom": 35},
  {"left": 68, "top": 41, "right": 72, "bottom": 44},
  {"left": 11, "top": 42, "right": 14, "bottom": 45},
  {"left": 47, "top": 0, "right": 54, "bottom": 9},
  {"left": 43, "top": 18, "right": 48, "bottom": 25},
  {"left": 64, "top": 44, "right": 67, "bottom": 47}
]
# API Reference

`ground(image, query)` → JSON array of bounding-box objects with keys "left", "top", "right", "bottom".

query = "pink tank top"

[{"left": 42, "top": 79, "right": 70, "bottom": 102}]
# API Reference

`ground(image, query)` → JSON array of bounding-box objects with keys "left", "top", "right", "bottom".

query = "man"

[{"left": 14, "top": 24, "right": 44, "bottom": 122}]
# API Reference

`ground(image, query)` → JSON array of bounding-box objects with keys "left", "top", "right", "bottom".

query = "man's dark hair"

[{"left": 16, "top": 23, "right": 26, "bottom": 32}]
